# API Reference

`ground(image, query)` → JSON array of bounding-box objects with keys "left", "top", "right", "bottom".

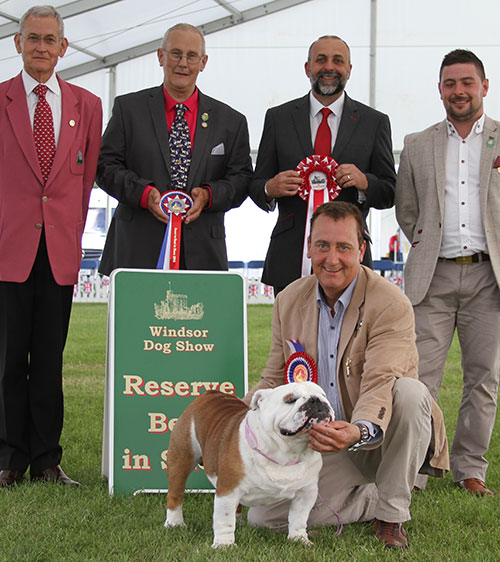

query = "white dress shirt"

[{"left": 440, "top": 115, "right": 488, "bottom": 257}]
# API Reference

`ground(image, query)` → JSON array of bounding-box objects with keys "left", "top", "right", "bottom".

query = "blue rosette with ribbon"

[{"left": 156, "top": 190, "right": 193, "bottom": 270}]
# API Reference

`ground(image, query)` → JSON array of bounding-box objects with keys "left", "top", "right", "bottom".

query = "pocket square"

[
  {"left": 211, "top": 143, "right": 224, "bottom": 156},
  {"left": 493, "top": 156, "right": 500, "bottom": 168}
]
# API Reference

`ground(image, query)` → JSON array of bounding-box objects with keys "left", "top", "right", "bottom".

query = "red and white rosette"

[
  {"left": 296, "top": 155, "right": 341, "bottom": 277},
  {"left": 156, "top": 190, "right": 193, "bottom": 270}
]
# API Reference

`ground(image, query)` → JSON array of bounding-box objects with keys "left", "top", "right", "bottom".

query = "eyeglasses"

[
  {"left": 163, "top": 49, "right": 202, "bottom": 65},
  {"left": 22, "top": 34, "right": 60, "bottom": 47}
]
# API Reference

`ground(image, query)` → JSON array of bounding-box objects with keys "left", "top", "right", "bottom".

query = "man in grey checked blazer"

[{"left": 396, "top": 49, "right": 500, "bottom": 497}]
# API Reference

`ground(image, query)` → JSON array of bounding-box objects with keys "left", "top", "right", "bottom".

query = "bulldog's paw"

[
  {"left": 211, "top": 538, "right": 236, "bottom": 549},
  {"left": 288, "top": 533, "right": 312, "bottom": 546},
  {"left": 164, "top": 519, "right": 186, "bottom": 529},
  {"left": 164, "top": 509, "right": 186, "bottom": 528}
]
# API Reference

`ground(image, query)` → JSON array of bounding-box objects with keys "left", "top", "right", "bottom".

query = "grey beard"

[{"left": 312, "top": 74, "right": 345, "bottom": 97}]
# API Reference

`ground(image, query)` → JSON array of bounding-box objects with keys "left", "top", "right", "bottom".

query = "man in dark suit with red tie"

[
  {"left": 97, "top": 23, "right": 252, "bottom": 275},
  {"left": 0, "top": 5, "right": 102, "bottom": 487},
  {"left": 249, "top": 35, "right": 396, "bottom": 293}
]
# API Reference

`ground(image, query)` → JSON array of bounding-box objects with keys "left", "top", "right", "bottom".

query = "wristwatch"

[{"left": 348, "top": 422, "right": 370, "bottom": 451}]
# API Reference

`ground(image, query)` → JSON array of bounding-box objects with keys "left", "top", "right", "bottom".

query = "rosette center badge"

[{"left": 161, "top": 192, "right": 192, "bottom": 217}]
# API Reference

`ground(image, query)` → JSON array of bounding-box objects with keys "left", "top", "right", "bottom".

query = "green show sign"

[{"left": 102, "top": 269, "right": 247, "bottom": 496}]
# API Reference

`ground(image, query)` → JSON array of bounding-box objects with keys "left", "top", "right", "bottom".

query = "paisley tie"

[{"left": 169, "top": 103, "right": 191, "bottom": 190}]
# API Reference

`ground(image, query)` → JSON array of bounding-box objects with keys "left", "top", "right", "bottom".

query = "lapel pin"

[
  {"left": 486, "top": 137, "right": 495, "bottom": 148},
  {"left": 69, "top": 119, "right": 76, "bottom": 127},
  {"left": 201, "top": 113, "right": 209, "bottom": 127}
]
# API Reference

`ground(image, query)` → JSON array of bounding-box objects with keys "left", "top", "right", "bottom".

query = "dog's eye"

[{"left": 283, "top": 394, "right": 298, "bottom": 404}]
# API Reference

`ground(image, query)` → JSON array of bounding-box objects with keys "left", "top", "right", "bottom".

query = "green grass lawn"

[{"left": 1, "top": 303, "right": 499, "bottom": 561}]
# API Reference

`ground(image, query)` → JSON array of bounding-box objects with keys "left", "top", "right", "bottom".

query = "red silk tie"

[
  {"left": 314, "top": 107, "right": 332, "bottom": 156},
  {"left": 33, "top": 84, "right": 56, "bottom": 185}
]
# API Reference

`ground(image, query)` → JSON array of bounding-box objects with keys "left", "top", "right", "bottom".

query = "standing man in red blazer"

[{"left": 0, "top": 5, "right": 102, "bottom": 487}]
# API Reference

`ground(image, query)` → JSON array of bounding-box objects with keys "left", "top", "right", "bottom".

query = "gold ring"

[{"left": 347, "top": 174, "right": 351, "bottom": 181}]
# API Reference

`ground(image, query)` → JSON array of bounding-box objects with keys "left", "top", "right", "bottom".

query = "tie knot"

[
  {"left": 321, "top": 107, "right": 332, "bottom": 119},
  {"left": 34, "top": 84, "right": 48, "bottom": 100},
  {"left": 175, "top": 103, "right": 187, "bottom": 117}
]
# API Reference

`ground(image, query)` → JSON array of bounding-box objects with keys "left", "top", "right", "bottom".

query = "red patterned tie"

[
  {"left": 33, "top": 84, "right": 56, "bottom": 184},
  {"left": 314, "top": 107, "right": 332, "bottom": 156}
]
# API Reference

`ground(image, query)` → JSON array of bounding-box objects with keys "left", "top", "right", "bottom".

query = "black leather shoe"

[
  {"left": 31, "top": 465, "right": 80, "bottom": 487},
  {"left": 0, "top": 469, "right": 24, "bottom": 487}
]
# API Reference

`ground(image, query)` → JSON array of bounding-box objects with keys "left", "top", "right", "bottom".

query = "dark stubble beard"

[
  {"left": 311, "top": 71, "right": 346, "bottom": 97},
  {"left": 446, "top": 95, "right": 481, "bottom": 123}
]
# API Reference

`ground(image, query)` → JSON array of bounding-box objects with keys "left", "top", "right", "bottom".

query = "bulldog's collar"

[{"left": 244, "top": 415, "right": 301, "bottom": 466}]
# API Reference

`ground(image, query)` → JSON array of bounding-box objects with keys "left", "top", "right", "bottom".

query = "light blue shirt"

[{"left": 316, "top": 277, "right": 381, "bottom": 442}]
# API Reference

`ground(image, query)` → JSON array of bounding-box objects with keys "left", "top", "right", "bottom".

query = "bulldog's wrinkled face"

[{"left": 250, "top": 382, "right": 334, "bottom": 437}]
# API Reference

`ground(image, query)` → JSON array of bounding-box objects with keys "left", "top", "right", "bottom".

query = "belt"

[{"left": 438, "top": 252, "right": 490, "bottom": 264}]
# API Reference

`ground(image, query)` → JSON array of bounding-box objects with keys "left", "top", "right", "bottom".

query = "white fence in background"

[
  {"left": 73, "top": 268, "right": 109, "bottom": 303},
  {"left": 73, "top": 261, "right": 404, "bottom": 304},
  {"left": 73, "top": 262, "right": 275, "bottom": 304}
]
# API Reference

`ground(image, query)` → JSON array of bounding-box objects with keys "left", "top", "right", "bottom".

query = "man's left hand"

[
  {"left": 185, "top": 187, "right": 210, "bottom": 224},
  {"left": 308, "top": 420, "right": 361, "bottom": 453},
  {"left": 335, "top": 164, "right": 368, "bottom": 192}
]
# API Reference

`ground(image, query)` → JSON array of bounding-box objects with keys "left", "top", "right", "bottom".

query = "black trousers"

[{"left": 0, "top": 233, "right": 73, "bottom": 473}]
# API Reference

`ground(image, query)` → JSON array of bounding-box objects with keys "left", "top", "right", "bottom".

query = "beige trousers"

[
  {"left": 248, "top": 377, "right": 432, "bottom": 529},
  {"left": 413, "top": 260, "right": 500, "bottom": 484}
]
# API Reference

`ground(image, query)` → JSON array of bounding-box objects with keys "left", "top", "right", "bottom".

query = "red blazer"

[{"left": 0, "top": 72, "right": 102, "bottom": 285}]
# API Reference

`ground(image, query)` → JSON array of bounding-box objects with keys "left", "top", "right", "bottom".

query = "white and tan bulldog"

[{"left": 164, "top": 381, "right": 334, "bottom": 548}]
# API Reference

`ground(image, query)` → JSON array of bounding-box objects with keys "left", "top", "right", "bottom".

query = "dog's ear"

[{"left": 250, "top": 389, "right": 270, "bottom": 410}]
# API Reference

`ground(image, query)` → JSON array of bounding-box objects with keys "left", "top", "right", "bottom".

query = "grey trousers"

[
  {"left": 248, "top": 378, "right": 432, "bottom": 529},
  {"left": 413, "top": 259, "right": 500, "bottom": 483}
]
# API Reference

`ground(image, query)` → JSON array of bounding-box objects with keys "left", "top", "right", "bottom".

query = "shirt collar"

[
  {"left": 21, "top": 69, "right": 60, "bottom": 97},
  {"left": 309, "top": 90, "right": 345, "bottom": 119},
  {"left": 446, "top": 113, "right": 485, "bottom": 138},
  {"left": 316, "top": 274, "right": 358, "bottom": 314},
  {"left": 163, "top": 86, "right": 199, "bottom": 115}
]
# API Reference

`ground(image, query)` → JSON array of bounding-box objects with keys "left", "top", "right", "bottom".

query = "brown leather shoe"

[
  {"left": 458, "top": 478, "right": 494, "bottom": 497},
  {"left": 375, "top": 519, "right": 408, "bottom": 549},
  {"left": 31, "top": 465, "right": 80, "bottom": 487},
  {"left": 0, "top": 469, "right": 24, "bottom": 488}
]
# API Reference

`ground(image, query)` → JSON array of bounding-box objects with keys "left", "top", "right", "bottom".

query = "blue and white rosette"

[{"left": 156, "top": 190, "right": 193, "bottom": 270}]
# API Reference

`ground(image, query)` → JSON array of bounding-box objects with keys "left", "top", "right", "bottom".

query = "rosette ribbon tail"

[{"left": 156, "top": 191, "right": 193, "bottom": 270}]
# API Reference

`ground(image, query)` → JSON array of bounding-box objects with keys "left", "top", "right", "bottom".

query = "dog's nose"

[
  {"left": 306, "top": 396, "right": 323, "bottom": 406},
  {"left": 304, "top": 396, "right": 331, "bottom": 417}
]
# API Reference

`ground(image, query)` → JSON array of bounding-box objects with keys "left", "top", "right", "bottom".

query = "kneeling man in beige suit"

[{"left": 245, "top": 202, "right": 449, "bottom": 549}]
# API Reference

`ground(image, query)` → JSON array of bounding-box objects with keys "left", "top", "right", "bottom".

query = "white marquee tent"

[{"left": 2, "top": 0, "right": 499, "bottom": 262}]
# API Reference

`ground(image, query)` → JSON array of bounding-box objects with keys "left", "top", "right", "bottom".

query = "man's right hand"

[
  {"left": 147, "top": 187, "right": 169, "bottom": 224},
  {"left": 265, "top": 170, "right": 303, "bottom": 200}
]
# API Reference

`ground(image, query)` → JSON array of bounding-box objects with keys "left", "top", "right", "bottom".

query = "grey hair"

[
  {"left": 19, "top": 5, "right": 64, "bottom": 38},
  {"left": 161, "top": 23, "right": 205, "bottom": 55}
]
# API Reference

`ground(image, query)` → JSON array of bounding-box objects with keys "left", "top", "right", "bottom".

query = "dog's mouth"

[{"left": 280, "top": 412, "right": 332, "bottom": 436}]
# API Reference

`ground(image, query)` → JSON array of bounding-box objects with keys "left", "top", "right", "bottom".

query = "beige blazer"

[
  {"left": 246, "top": 267, "right": 449, "bottom": 474},
  {"left": 396, "top": 116, "right": 500, "bottom": 305}
]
